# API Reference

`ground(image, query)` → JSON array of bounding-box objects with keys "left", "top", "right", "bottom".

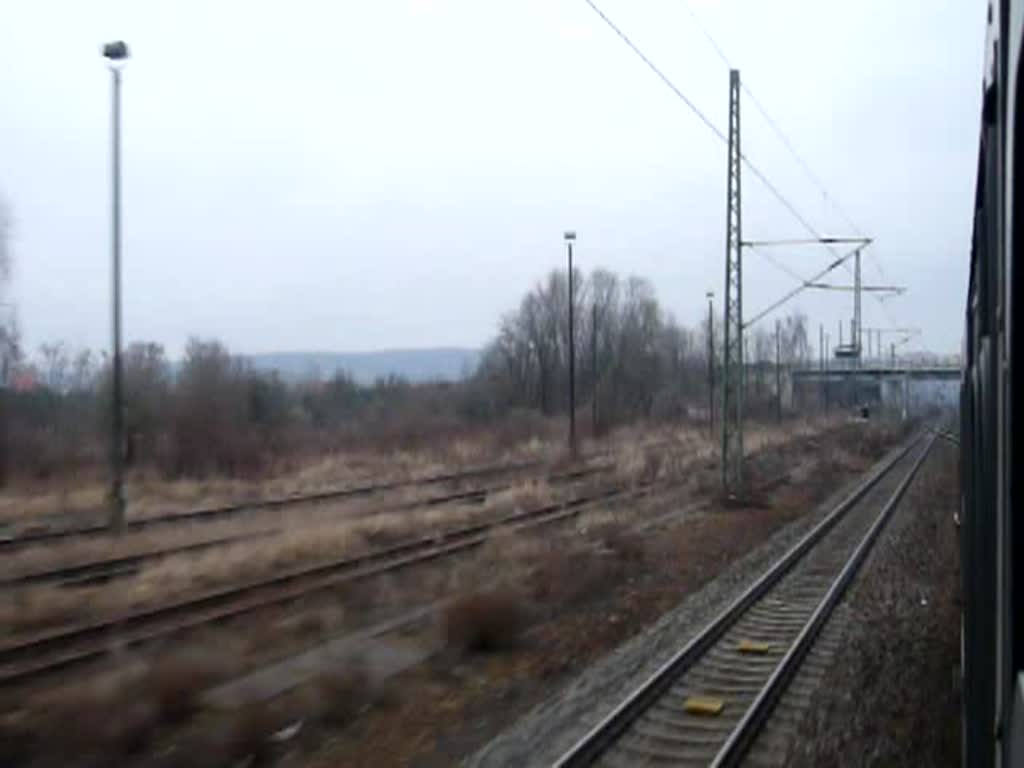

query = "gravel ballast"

[
  {"left": 466, "top": 435, "right": 917, "bottom": 767},
  {"left": 782, "top": 437, "right": 961, "bottom": 767}
]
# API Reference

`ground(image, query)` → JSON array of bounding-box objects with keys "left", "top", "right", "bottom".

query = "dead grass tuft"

[
  {"left": 615, "top": 443, "right": 664, "bottom": 486},
  {"left": 443, "top": 588, "right": 529, "bottom": 653}
]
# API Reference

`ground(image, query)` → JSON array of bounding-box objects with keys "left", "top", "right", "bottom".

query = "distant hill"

[{"left": 246, "top": 348, "right": 482, "bottom": 385}]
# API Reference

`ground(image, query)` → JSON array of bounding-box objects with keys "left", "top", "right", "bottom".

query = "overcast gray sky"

[{"left": 1, "top": 0, "right": 984, "bottom": 359}]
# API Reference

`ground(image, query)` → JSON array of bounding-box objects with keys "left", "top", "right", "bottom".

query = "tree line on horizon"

[{"left": 0, "top": 247, "right": 812, "bottom": 485}]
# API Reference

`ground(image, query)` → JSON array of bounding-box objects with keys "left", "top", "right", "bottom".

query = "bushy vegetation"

[
  {"left": 474, "top": 268, "right": 810, "bottom": 426},
  {"left": 0, "top": 266, "right": 811, "bottom": 486}
]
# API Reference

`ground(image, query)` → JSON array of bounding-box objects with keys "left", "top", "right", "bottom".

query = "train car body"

[{"left": 962, "top": 0, "right": 1023, "bottom": 765}]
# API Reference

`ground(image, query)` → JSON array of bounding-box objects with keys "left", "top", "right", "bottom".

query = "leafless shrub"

[
  {"left": 600, "top": 523, "right": 648, "bottom": 567},
  {"left": 442, "top": 588, "right": 528, "bottom": 652},
  {"left": 144, "top": 645, "right": 234, "bottom": 725},
  {"left": 317, "top": 661, "right": 370, "bottom": 726},
  {"left": 529, "top": 542, "right": 619, "bottom": 607},
  {"left": 21, "top": 665, "right": 157, "bottom": 767},
  {"left": 223, "top": 700, "right": 282, "bottom": 765}
]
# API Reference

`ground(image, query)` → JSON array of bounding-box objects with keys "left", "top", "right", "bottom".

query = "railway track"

[
  {"left": 0, "top": 530, "right": 278, "bottom": 590},
  {"left": 0, "top": 463, "right": 611, "bottom": 590},
  {"left": 553, "top": 429, "right": 933, "bottom": 768},
  {"left": 0, "top": 461, "right": 611, "bottom": 555},
  {"left": 0, "top": 475, "right": 669, "bottom": 688}
]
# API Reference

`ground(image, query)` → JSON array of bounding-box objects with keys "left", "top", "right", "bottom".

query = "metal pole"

[
  {"left": 721, "top": 69, "right": 744, "bottom": 494},
  {"left": 818, "top": 324, "right": 824, "bottom": 413},
  {"left": 591, "top": 301, "right": 598, "bottom": 437},
  {"left": 854, "top": 248, "right": 862, "bottom": 364},
  {"left": 825, "top": 333, "right": 830, "bottom": 414},
  {"left": 775, "top": 319, "right": 782, "bottom": 422},
  {"left": 707, "top": 294, "right": 714, "bottom": 438},
  {"left": 109, "top": 66, "right": 125, "bottom": 531},
  {"left": 567, "top": 240, "right": 576, "bottom": 457}
]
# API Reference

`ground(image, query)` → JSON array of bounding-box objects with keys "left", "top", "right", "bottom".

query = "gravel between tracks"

[
  {"left": 781, "top": 437, "right": 961, "bottom": 767},
  {"left": 465, "top": 437, "right": 914, "bottom": 768}
]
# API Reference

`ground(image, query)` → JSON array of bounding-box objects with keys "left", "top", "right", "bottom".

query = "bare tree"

[
  {"left": 780, "top": 311, "right": 811, "bottom": 363},
  {"left": 480, "top": 268, "right": 717, "bottom": 428},
  {"left": 68, "top": 349, "right": 97, "bottom": 393},
  {"left": 0, "top": 197, "right": 14, "bottom": 486},
  {"left": 0, "top": 321, "right": 18, "bottom": 388},
  {"left": 171, "top": 338, "right": 260, "bottom": 476},
  {"left": 0, "top": 197, "right": 17, "bottom": 387},
  {"left": 0, "top": 196, "right": 10, "bottom": 288},
  {"left": 37, "top": 342, "right": 72, "bottom": 393},
  {"left": 121, "top": 343, "right": 169, "bottom": 466}
]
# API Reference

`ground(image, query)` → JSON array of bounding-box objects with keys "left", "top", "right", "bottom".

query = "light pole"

[
  {"left": 103, "top": 40, "right": 129, "bottom": 530},
  {"left": 775, "top": 318, "right": 782, "bottom": 422},
  {"left": 565, "top": 231, "right": 577, "bottom": 458},
  {"left": 706, "top": 291, "right": 714, "bottom": 438},
  {"left": 591, "top": 300, "right": 598, "bottom": 437}
]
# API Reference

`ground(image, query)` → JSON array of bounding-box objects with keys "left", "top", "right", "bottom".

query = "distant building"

[{"left": 11, "top": 370, "right": 37, "bottom": 393}]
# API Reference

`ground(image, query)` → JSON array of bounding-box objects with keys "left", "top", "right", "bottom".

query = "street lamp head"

[
  {"left": 563, "top": 231, "right": 576, "bottom": 242},
  {"left": 102, "top": 40, "right": 130, "bottom": 61},
  {"left": 706, "top": 291, "right": 714, "bottom": 299}
]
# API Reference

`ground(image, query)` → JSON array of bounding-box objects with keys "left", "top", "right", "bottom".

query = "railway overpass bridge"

[{"left": 790, "top": 365, "right": 960, "bottom": 417}]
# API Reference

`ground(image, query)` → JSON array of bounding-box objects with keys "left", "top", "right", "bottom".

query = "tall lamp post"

[
  {"left": 706, "top": 291, "right": 714, "bottom": 439},
  {"left": 565, "top": 231, "right": 577, "bottom": 458},
  {"left": 103, "top": 40, "right": 129, "bottom": 530}
]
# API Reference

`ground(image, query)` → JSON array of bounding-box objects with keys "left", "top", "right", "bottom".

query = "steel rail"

[
  {"left": 709, "top": 430, "right": 936, "bottom": 766},
  {"left": 0, "top": 478, "right": 668, "bottom": 688},
  {"left": 552, "top": 430, "right": 923, "bottom": 767},
  {"left": 0, "top": 464, "right": 610, "bottom": 590},
  {"left": 0, "top": 462, "right": 610, "bottom": 553},
  {"left": 0, "top": 530, "right": 277, "bottom": 589}
]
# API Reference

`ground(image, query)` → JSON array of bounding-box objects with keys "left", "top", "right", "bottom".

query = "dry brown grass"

[
  {"left": 483, "top": 478, "right": 555, "bottom": 516},
  {"left": 0, "top": 423, "right": 567, "bottom": 526},
  {"left": 0, "top": 417, "right": 883, "bottom": 767},
  {"left": 0, "top": 637, "right": 254, "bottom": 766},
  {"left": 0, "top": 416, "right": 836, "bottom": 530},
  {"left": 0, "top": 483, "right": 545, "bottom": 635},
  {"left": 5, "top": 661, "right": 153, "bottom": 766},
  {"left": 0, "top": 418, "right": 846, "bottom": 637}
]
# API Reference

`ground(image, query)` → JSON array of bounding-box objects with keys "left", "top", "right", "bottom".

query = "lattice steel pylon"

[{"left": 721, "top": 69, "right": 744, "bottom": 495}]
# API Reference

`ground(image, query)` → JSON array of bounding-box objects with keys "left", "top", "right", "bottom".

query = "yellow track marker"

[
  {"left": 738, "top": 639, "right": 773, "bottom": 654},
  {"left": 684, "top": 696, "right": 725, "bottom": 716}
]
